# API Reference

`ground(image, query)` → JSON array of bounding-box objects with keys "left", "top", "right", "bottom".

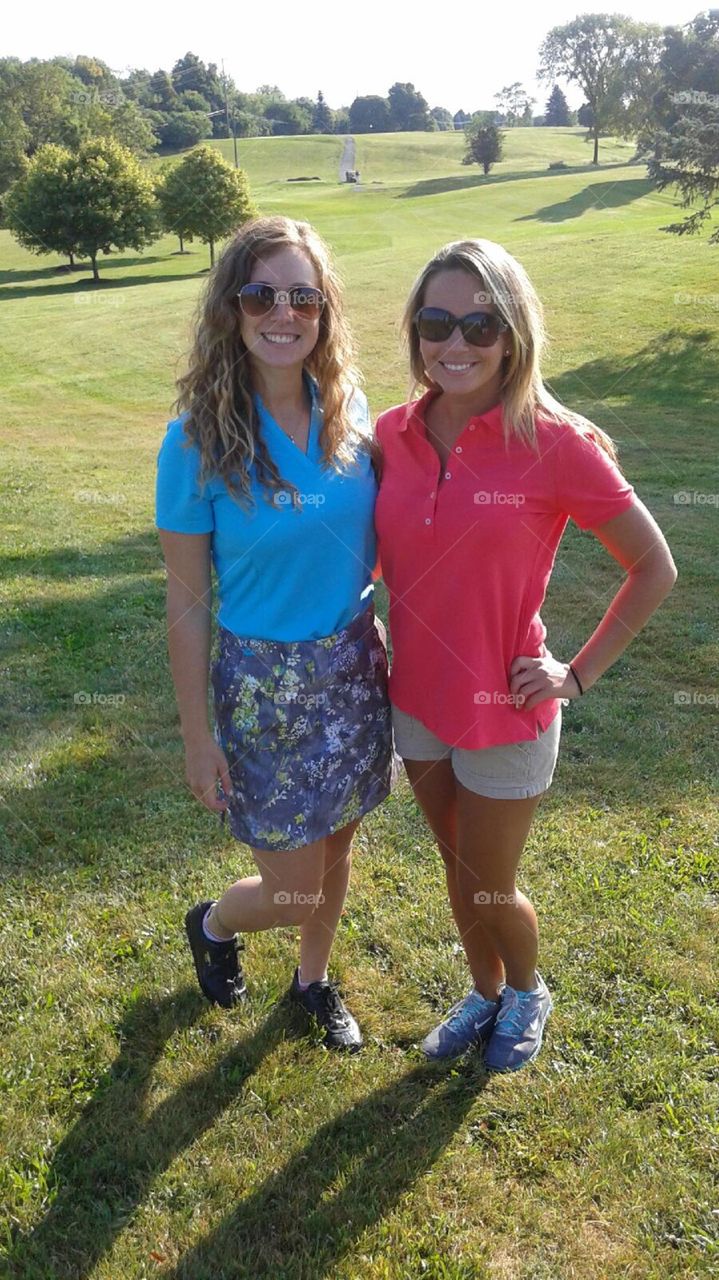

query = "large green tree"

[
  {"left": 539, "top": 13, "right": 662, "bottom": 163},
  {"left": 4, "top": 143, "right": 79, "bottom": 266},
  {"left": 158, "top": 145, "right": 254, "bottom": 265},
  {"left": 349, "top": 95, "right": 390, "bottom": 133},
  {"left": 640, "top": 11, "right": 719, "bottom": 243},
  {"left": 7, "top": 137, "right": 157, "bottom": 280},
  {"left": 388, "top": 82, "right": 429, "bottom": 131}
]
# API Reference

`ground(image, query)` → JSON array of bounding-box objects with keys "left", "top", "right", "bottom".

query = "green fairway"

[{"left": 1, "top": 129, "right": 717, "bottom": 1279}]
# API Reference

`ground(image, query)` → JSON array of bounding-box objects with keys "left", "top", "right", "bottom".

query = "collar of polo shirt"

[{"left": 400, "top": 387, "right": 505, "bottom": 434}]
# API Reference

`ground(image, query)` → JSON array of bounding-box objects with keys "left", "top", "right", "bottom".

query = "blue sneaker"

[
  {"left": 484, "top": 972, "right": 553, "bottom": 1072},
  {"left": 421, "top": 988, "right": 501, "bottom": 1060}
]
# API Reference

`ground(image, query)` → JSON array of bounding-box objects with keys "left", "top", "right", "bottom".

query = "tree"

[
  {"left": 539, "top": 13, "right": 662, "bottom": 164},
  {"left": 333, "top": 108, "right": 350, "bottom": 134},
  {"left": 312, "top": 90, "right": 334, "bottom": 134},
  {"left": 264, "top": 101, "right": 309, "bottom": 135},
  {"left": 388, "top": 82, "right": 429, "bottom": 131},
  {"left": 640, "top": 11, "right": 719, "bottom": 243},
  {"left": 0, "top": 97, "right": 30, "bottom": 193},
  {"left": 159, "top": 145, "right": 254, "bottom": 265},
  {"left": 67, "top": 137, "right": 158, "bottom": 279},
  {"left": 156, "top": 160, "right": 194, "bottom": 252},
  {"left": 544, "top": 84, "right": 571, "bottom": 126},
  {"left": 494, "top": 82, "right": 535, "bottom": 126},
  {"left": 463, "top": 121, "right": 504, "bottom": 174},
  {"left": 4, "top": 143, "right": 79, "bottom": 266},
  {"left": 349, "top": 95, "right": 390, "bottom": 133},
  {"left": 430, "top": 106, "right": 454, "bottom": 131},
  {"left": 148, "top": 69, "right": 179, "bottom": 113},
  {"left": 159, "top": 111, "right": 212, "bottom": 149}
]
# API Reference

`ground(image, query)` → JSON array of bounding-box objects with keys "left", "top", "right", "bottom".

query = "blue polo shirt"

[{"left": 155, "top": 374, "right": 377, "bottom": 641}]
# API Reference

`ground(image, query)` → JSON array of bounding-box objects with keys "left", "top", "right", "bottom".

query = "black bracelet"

[{"left": 569, "top": 663, "right": 584, "bottom": 696}]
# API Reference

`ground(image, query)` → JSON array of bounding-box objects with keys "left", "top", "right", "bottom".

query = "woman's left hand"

[{"left": 509, "top": 651, "right": 581, "bottom": 712}]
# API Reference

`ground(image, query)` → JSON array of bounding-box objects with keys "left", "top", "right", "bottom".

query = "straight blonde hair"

[{"left": 403, "top": 238, "right": 618, "bottom": 461}]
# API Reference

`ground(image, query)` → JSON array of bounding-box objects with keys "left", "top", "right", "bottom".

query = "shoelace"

[
  {"left": 315, "top": 982, "right": 348, "bottom": 1026},
  {"left": 494, "top": 992, "right": 535, "bottom": 1038},
  {"left": 445, "top": 993, "right": 489, "bottom": 1032}
]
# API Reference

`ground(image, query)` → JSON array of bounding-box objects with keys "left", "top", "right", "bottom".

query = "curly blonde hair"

[
  {"left": 173, "top": 214, "right": 368, "bottom": 506},
  {"left": 403, "top": 238, "right": 618, "bottom": 461}
]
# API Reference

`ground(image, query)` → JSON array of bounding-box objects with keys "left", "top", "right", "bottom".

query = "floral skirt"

[{"left": 210, "top": 603, "right": 399, "bottom": 851}]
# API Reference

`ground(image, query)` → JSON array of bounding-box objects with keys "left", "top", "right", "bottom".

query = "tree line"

[{"left": 1, "top": 9, "right": 717, "bottom": 270}]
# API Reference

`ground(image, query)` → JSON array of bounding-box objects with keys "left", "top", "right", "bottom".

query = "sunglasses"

[
  {"left": 414, "top": 306, "right": 509, "bottom": 348},
  {"left": 237, "top": 282, "right": 326, "bottom": 320}
]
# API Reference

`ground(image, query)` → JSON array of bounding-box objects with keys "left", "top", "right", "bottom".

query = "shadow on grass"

[
  {"left": 515, "top": 177, "right": 654, "bottom": 223},
  {"left": 0, "top": 270, "right": 200, "bottom": 301},
  {"left": 6, "top": 991, "right": 481, "bottom": 1280},
  {"left": 397, "top": 160, "right": 640, "bottom": 199},
  {"left": 166, "top": 1063, "right": 482, "bottom": 1280},
  {"left": 549, "top": 328, "right": 718, "bottom": 410}
]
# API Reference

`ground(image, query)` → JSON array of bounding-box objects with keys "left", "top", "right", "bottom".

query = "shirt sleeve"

[
  {"left": 155, "top": 417, "right": 215, "bottom": 533},
  {"left": 554, "top": 426, "right": 635, "bottom": 530}
]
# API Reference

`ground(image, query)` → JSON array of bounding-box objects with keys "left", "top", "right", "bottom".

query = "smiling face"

[
  {"left": 419, "top": 268, "right": 509, "bottom": 404},
  {"left": 239, "top": 244, "right": 322, "bottom": 373}
]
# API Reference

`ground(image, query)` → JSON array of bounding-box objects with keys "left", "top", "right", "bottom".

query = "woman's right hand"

[{"left": 184, "top": 735, "right": 233, "bottom": 813}]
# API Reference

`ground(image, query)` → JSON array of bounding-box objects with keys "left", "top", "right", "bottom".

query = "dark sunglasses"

[
  {"left": 414, "top": 306, "right": 509, "bottom": 348},
  {"left": 237, "top": 282, "right": 326, "bottom": 320}
]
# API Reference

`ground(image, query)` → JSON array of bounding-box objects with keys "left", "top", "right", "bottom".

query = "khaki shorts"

[{"left": 391, "top": 703, "right": 562, "bottom": 800}]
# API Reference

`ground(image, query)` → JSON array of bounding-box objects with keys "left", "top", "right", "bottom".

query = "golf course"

[{"left": 1, "top": 126, "right": 717, "bottom": 1278}]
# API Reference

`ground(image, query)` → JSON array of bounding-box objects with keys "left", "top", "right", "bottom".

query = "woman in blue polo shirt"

[{"left": 155, "top": 214, "right": 396, "bottom": 1052}]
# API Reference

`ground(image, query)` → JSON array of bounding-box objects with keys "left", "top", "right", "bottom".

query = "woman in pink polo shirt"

[{"left": 374, "top": 238, "right": 677, "bottom": 1072}]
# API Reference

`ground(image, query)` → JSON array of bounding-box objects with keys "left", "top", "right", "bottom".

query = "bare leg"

[
  {"left": 455, "top": 786, "right": 544, "bottom": 992},
  {"left": 299, "top": 818, "right": 360, "bottom": 982},
  {"left": 206, "top": 839, "right": 326, "bottom": 936},
  {"left": 402, "top": 758, "right": 505, "bottom": 1000}
]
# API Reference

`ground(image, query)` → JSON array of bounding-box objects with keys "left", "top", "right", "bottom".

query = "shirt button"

[
  {"left": 430, "top": 490, "right": 435, "bottom": 498},
  {"left": 445, "top": 471, "right": 451, "bottom": 480},
  {"left": 425, "top": 517, "right": 432, "bottom": 525},
  {"left": 456, "top": 445, "right": 463, "bottom": 453},
  {"left": 469, "top": 424, "right": 476, "bottom": 431}
]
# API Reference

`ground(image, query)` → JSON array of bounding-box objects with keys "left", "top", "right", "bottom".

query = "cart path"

[{"left": 339, "top": 136, "right": 356, "bottom": 181}]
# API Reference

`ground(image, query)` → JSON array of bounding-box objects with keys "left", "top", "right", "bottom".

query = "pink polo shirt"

[{"left": 374, "top": 389, "right": 636, "bottom": 749}]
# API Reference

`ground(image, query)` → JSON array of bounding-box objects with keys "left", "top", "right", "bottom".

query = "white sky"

[{"left": 5, "top": 0, "right": 707, "bottom": 113}]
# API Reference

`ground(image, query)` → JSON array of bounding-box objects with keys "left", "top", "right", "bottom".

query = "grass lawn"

[{"left": 0, "top": 128, "right": 717, "bottom": 1279}]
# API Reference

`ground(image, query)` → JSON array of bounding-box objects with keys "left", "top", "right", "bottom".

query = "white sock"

[
  {"left": 297, "top": 966, "right": 328, "bottom": 990},
  {"left": 202, "top": 906, "right": 235, "bottom": 943}
]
